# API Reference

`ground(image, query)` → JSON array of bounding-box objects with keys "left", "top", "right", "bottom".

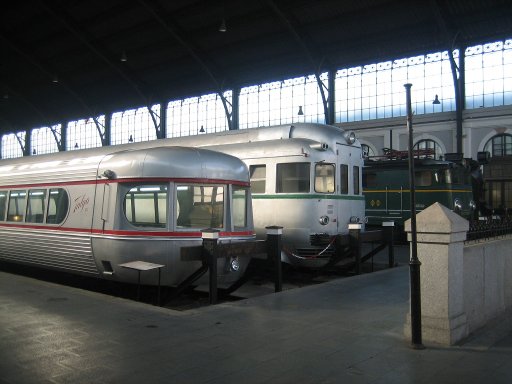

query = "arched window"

[
  {"left": 361, "top": 144, "right": 375, "bottom": 158},
  {"left": 413, "top": 139, "right": 442, "bottom": 159},
  {"left": 483, "top": 134, "right": 512, "bottom": 157}
]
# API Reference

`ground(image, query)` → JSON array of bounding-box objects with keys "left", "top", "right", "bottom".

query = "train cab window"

[
  {"left": 26, "top": 189, "right": 47, "bottom": 223},
  {"left": 340, "top": 164, "right": 348, "bottom": 194},
  {"left": 249, "top": 165, "right": 266, "bottom": 193},
  {"left": 415, "top": 171, "right": 432, "bottom": 187},
  {"left": 7, "top": 190, "right": 27, "bottom": 222},
  {"left": 124, "top": 184, "right": 168, "bottom": 228},
  {"left": 276, "top": 163, "right": 310, "bottom": 193},
  {"left": 0, "top": 191, "right": 6, "bottom": 221},
  {"left": 176, "top": 185, "right": 224, "bottom": 229},
  {"left": 353, "top": 166, "right": 360, "bottom": 195},
  {"left": 315, "top": 163, "right": 335, "bottom": 193},
  {"left": 233, "top": 186, "right": 249, "bottom": 229},
  {"left": 47, "top": 188, "right": 69, "bottom": 224}
]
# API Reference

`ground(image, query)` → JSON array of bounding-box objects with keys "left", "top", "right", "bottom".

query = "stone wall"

[{"left": 404, "top": 202, "right": 512, "bottom": 345}]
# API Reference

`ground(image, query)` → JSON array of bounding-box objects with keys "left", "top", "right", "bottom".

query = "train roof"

[
  {"left": 0, "top": 146, "right": 249, "bottom": 186},
  {"left": 364, "top": 158, "right": 461, "bottom": 170}
]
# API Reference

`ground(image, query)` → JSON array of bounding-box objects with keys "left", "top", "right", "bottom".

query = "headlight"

[
  {"left": 349, "top": 216, "right": 360, "bottom": 223},
  {"left": 454, "top": 198, "right": 462, "bottom": 211},
  {"left": 319, "top": 216, "right": 329, "bottom": 225},
  {"left": 469, "top": 200, "right": 476, "bottom": 210},
  {"left": 230, "top": 258, "right": 240, "bottom": 272},
  {"left": 344, "top": 131, "right": 356, "bottom": 145}
]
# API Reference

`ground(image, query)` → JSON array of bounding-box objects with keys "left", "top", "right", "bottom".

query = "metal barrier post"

[
  {"left": 202, "top": 229, "right": 220, "bottom": 304},
  {"left": 266, "top": 226, "right": 283, "bottom": 292},
  {"left": 383, "top": 221, "right": 395, "bottom": 268},
  {"left": 349, "top": 223, "right": 362, "bottom": 274}
]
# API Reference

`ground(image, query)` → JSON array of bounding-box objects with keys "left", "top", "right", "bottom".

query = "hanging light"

[
  {"left": 120, "top": 51, "right": 128, "bottom": 62},
  {"left": 74, "top": 142, "right": 79, "bottom": 149},
  {"left": 52, "top": 74, "right": 59, "bottom": 84},
  {"left": 297, "top": 106, "right": 304, "bottom": 115},
  {"left": 32, "top": 149, "right": 37, "bottom": 155},
  {"left": 218, "top": 19, "right": 227, "bottom": 32},
  {"left": 128, "top": 134, "right": 134, "bottom": 142},
  {"left": 199, "top": 125, "right": 205, "bottom": 133},
  {"left": 432, "top": 94, "right": 440, "bottom": 105}
]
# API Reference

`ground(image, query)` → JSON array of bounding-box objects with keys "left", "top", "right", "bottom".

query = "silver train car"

[
  {"left": 125, "top": 123, "right": 365, "bottom": 267},
  {"left": 0, "top": 146, "right": 255, "bottom": 286}
]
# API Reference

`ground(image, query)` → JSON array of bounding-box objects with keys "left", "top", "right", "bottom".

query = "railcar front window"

[
  {"left": 233, "top": 186, "right": 249, "bottom": 229},
  {"left": 415, "top": 171, "right": 432, "bottom": 186},
  {"left": 124, "top": 184, "right": 168, "bottom": 228},
  {"left": 7, "top": 190, "right": 27, "bottom": 222},
  {"left": 276, "top": 163, "right": 310, "bottom": 193},
  {"left": 353, "top": 166, "right": 360, "bottom": 195},
  {"left": 47, "top": 188, "right": 69, "bottom": 224},
  {"left": 0, "top": 192, "right": 6, "bottom": 221},
  {"left": 340, "top": 164, "right": 349, "bottom": 194},
  {"left": 26, "top": 189, "right": 47, "bottom": 223},
  {"left": 249, "top": 165, "right": 266, "bottom": 193},
  {"left": 315, "top": 163, "right": 335, "bottom": 193},
  {"left": 176, "top": 185, "right": 224, "bottom": 229}
]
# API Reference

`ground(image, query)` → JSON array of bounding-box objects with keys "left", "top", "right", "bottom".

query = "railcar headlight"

[
  {"left": 344, "top": 131, "right": 356, "bottom": 145},
  {"left": 230, "top": 257, "right": 240, "bottom": 272},
  {"left": 319, "top": 215, "right": 330, "bottom": 225},
  {"left": 454, "top": 198, "right": 462, "bottom": 211},
  {"left": 349, "top": 216, "right": 360, "bottom": 223}
]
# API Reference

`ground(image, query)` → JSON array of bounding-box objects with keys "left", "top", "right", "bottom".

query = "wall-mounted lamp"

[
  {"left": 120, "top": 51, "right": 128, "bottom": 62},
  {"left": 297, "top": 106, "right": 304, "bottom": 115},
  {"left": 218, "top": 19, "right": 227, "bottom": 32},
  {"left": 128, "top": 134, "right": 133, "bottom": 142},
  {"left": 199, "top": 125, "right": 205, "bottom": 133},
  {"left": 432, "top": 94, "right": 440, "bottom": 105}
]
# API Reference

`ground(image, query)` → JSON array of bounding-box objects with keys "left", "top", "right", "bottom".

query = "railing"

[{"left": 466, "top": 215, "right": 512, "bottom": 242}]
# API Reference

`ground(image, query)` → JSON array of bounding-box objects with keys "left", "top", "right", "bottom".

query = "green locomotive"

[{"left": 363, "top": 154, "right": 476, "bottom": 229}]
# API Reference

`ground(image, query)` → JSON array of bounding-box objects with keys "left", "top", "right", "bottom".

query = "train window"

[
  {"left": 315, "top": 163, "right": 335, "bottom": 193},
  {"left": 340, "top": 164, "right": 348, "bottom": 194},
  {"left": 176, "top": 185, "right": 224, "bottom": 229},
  {"left": 233, "top": 186, "right": 249, "bottom": 229},
  {"left": 276, "top": 163, "right": 310, "bottom": 193},
  {"left": 362, "top": 172, "right": 378, "bottom": 188},
  {"left": 415, "top": 171, "right": 432, "bottom": 186},
  {"left": 47, "top": 189, "right": 69, "bottom": 224},
  {"left": 7, "top": 190, "right": 27, "bottom": 222},
  {"left": 26, "top": 189, "right": 47, "bottom": 223},
  {"left": 353, "top": 166, "right": 360, "bottom": 195},
  {"left": 0, "top": 191, "right": 6, "bottom": 221},
  {"left": 124, "top": 184, "right": 168, "bottom": 228},
  {"left": 249, "top": 165, "right": 266, "bottom": 193}
]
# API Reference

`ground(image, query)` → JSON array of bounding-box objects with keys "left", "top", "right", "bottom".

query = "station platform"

[{"left": 1, "top": 264, "right": 511, "bottom": 384}]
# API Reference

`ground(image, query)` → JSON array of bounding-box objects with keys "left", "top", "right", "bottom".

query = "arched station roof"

[{"left": 1, "top": 0, "right": 510, "bottom": 132}]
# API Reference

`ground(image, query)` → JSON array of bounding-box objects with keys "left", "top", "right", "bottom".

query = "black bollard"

[
  {"left": 383, "top": 221, "right": 395, "bottom": 268},
  {"left": 266, "top": 226, "right": 283, "bottom": 292},
  {"left": 202, "top": 229, "right": 219, "bottom": 304},
  {"left": 349, "top": 223, "right": 362, "bottom": 274}
]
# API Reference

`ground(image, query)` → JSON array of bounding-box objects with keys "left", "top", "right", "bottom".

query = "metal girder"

[
  {"left": 136, "top": 0, "right": 234, "bottom": 130},
  {"left": 265, "top": 0, "right": 330, "bottom": 124}
]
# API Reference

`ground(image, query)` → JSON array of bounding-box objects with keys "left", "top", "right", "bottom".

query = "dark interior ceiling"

[{"left": 1, "top": 0, "right": 511, "bottom": 133}]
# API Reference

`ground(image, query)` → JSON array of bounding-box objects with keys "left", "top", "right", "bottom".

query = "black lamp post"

[{"left": 404, "top": 83, "right": 425, "bottom": 350}]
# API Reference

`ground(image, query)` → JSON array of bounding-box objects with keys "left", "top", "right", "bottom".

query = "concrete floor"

[{"left": 1, "top": 262, "right": 511, "bottom": 384}]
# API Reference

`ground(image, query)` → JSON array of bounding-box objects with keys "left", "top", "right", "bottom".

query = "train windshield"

[
  {"left": 276, "top": 163, "right": 310, "bottom": 193},
  {"left": 315, "top": 163, "right": 335, "bottom": 193},
  {"left": 176, "top": 185, "right": 224, "bottom": 229},
  {"left": 233, "top": 186, "right": 249, "bottom": 229},
  {"left": 124, "top": 184, "right": 168, "bottom": 228}
]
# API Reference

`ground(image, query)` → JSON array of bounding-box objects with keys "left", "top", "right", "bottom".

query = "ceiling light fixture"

[
  {"left": 120, "top": 51, "right": 128, "bottom": 62},
  {"left": 219, "top": 19, "right": 227, "bottom": 32},
  {"left": 52, "top": 74, "right": 59, "bottom": 84}
]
